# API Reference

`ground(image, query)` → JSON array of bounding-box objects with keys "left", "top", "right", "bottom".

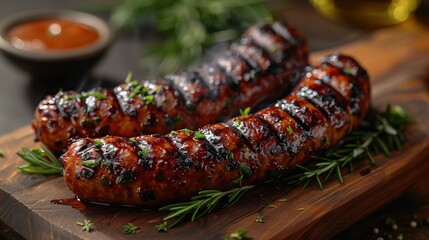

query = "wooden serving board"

[{"left": 1, "top": 18, "right": 429, "bottom": 240}]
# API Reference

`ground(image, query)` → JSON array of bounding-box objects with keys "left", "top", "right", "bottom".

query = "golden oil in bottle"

[{"left": 309, "top": 0, "right": 420, "bottom": 27}]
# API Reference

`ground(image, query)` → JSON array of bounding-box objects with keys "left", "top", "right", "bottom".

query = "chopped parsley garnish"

[
  {"left": 226, "top": 151, "right": 233, "bottom": 160},
  {"left": 156, "top": 221, "right": 168, "bottom": 232},
  {"left": 233, "top": 163, "right": 252, "bottom": 186},
  {"left": 265, "top": 204, "right": 277, "bottom": 208},
  {"left": 116, "top": 170, "right": 133, "bottom": 184},
  {"left": 94, "top": 139, "right": 103, "bottom": 149},
  {"left": 82, "top": 160, "right": 99, "bottom": 168},
  {"left": 240, "top": 148, "right": 247, "bottom": 153},
  {"left": 255, "top": 215, "right": 264, "bottom": 223},
  {"left": 123, "top": 223, "right": 138, "bottom": 234},
  {"left": 138, "top": 148, "right": 148, "bottom": 157},
  {"left": 62, "top": 91, "right": 106, "bottom": 102},
  {"left": 76, "top": 220, "right": 93, "bottom": 232},
  {"left": 286, "top": 126, "right": 294, "bottom": 135},
  {"left": 194, "top": 131, "right": 206, "bottom": 140},
  {"left": 226, "top": 229, "right": 252, "bottom": 240},
  {"left": 239, "top": 107, "right": 251, "bottom": 116}
]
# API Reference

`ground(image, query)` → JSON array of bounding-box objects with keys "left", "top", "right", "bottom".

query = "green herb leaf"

[
  {"left": 194, "top": 131, "right": 206, "bottom": 140},
  {"left": 226, "top": 228, "right": 253, "bottom": 240},
  {"left": 156, "top": 221, "right": 168, "bottom": 232},
  {"left": 76, "top": 219, "right": 93, "bottom": 232},
  {"left": 286, "top": 126, "right": 294, "bottom": 135},
  {"left": 82, "top": 160, "right": 99, "bottom": 168},
  {"left": 123, "top": 223, "right": 138, "bottom": 234},
  {"left": 17, "top": 145, "right": 63, "bottom": 175},
  {"left": 239, "top": 107, "right": 251, "bottom": 116},
  {"left": 285, "top": 105, "right": 408, "bottom": 189},
  {"left": 255, "top": 215, "right": 264, "bottom": 223},
  {"left": 159, "top": 185, "right": 254, "bottom": 228}
]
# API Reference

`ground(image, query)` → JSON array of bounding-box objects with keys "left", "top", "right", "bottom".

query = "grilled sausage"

[
  {"left": 60, "top": 54, "right": 370, "bottom": 206},
  {"left": 32, "top": 21, "right": 308, "bottom": 153}
]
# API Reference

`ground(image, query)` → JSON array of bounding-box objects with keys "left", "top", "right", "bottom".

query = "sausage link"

[
  {"left": 60, "top": 54, "right": 370, "bottom": 206},
  {"left": 32, "top": 21, "right": 308, "bottom": 153}
]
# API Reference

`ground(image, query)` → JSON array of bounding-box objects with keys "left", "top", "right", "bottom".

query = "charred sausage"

[
  {"left": 60, "top": 54, "right": 370, "bottom": 206},
  {"left": 32, "top": 21, "right": 308, "bottom": 153}
]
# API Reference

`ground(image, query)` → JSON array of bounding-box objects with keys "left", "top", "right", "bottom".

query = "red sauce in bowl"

[{"left": 7, "top": 18, "right": 99, "bottom": 51}]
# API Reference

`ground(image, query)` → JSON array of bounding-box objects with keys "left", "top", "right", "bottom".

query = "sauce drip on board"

[{"left": 7, "top": 18, "right": 99, "bottom": 51}]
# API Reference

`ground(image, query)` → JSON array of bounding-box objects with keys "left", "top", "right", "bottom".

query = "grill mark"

[
  {"left": 271, "top": 22, "right": 296, "bottom": 45},
  {"left": 296, "top": 82, "right": 346, "bottom": 119},
  {"left": 163, "top": 75, "right": 194, "bottom": 109},
  {"left": 318, "top": 61, "right": 364, "bottom": 116},
  {"left": 256, "top": 109, "right": 292, "bottom": 153},
  {"left": 274, "top": 99, "right": 311, "bottom": 131},
  {"left": 214, "top": 61, "right": 241, "bottom": 91},
  {"left": 200, "top": 126, "right": 229, "bottom": 161},
  {"left": 224, "top": 123, "right": 255, "bottom": 153},
  {"left": 188, "top": 71, "right": 217, "bottom": 100},
  {"left": 247, "top": 23, "right": 293, "bottom": 63},
  {"left": 164, "top": 135, "right": 195, "bottom": 170},
  {"left": 230, "top": 43, "right": 261, "bottom": 73},
  {"left": 253, "top": 115, "right": 287, "bottom": 155}
]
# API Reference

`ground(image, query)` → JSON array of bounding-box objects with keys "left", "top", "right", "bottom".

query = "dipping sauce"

[{"left": 7, "top": 18, "right": 99, "bottom": 51}]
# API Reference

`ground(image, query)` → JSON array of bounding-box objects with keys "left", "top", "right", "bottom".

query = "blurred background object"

[
  {"left": 309, "top": 0, "right": 421, "bottom": 27},
  {"left": 110, "top": 0, "right": 273, "bottom": 75}
]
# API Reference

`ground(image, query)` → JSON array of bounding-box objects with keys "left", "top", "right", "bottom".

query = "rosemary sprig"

[
  {"left": 16, "top": 145, "right": 63, "bottom": 175},
  {"left": 285, "top": 105, "right": 408, "bottom": 189},
  {"left": 110, "top": 0, "right": 272, "bottom": 74},
  {"left": 159, "top": 185, "right": 254, "bottom": 228}
]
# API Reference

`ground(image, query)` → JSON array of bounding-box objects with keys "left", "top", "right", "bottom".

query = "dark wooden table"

[{"left": 0, "top": 1, "right": 428, "bottom": 239}]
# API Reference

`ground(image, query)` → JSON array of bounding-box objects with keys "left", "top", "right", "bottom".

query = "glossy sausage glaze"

[
  {"left": 60, "top": 54, "right": 370, "bottom": 207},
  {"left": 32, "top": 22, "right": 308, "bottom": 153}
]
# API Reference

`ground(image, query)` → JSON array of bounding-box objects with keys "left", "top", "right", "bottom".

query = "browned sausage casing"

[
  {"left": 60, "top": 54, "right": 370, "bottom": 207},
  {"left": 32, "top": 22, "right": 308, "bottom": 153}
]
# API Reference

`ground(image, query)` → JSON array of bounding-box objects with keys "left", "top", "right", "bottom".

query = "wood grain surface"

[{"left": 0, "top": 17, "right": 429, "bottom": 240}]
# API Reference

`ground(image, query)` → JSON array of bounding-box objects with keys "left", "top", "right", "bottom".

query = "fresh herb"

[
  {"left": 76, "top": 220, "right": 93, "bottom": 232},
  {"left": 129, "top": 137, "right": 137, "bottom": 143},
  {"left": 138, "top": 148, "right": 148, "bottom": 157},
  {"left": 94, "top": 139, "right": 103, "bottom": 148},
  {"left": 286, "top": 126, "right": 294, "bottom": 135},
  {"left": 143, "top": 95, "right": 155, "bottom": 105},
  {"left": 123, "top": 223, "right": 138, "bottom": 234},
  {"left": 180, "top": 128, "right": 194, "bottom": 135},
  {"left": 159, "top": 185, "right": 254, "bottom": 228},
  {"left": 234, "top": 119, "right": 242, "bottom": 126},
  {"left": 111, "top": 0, "right": 272, "bottom": 75},
  {"left": 278, "top": 198, "right": 288, "bottom": 202},
  {"left": 265, "top": 204, "right": 277, "bottom": 208},
  {"left": 129, "top": 83, "right": 149, "bottom": 98},
  {"left": 156, "top": 221, "right": 168, "bottom": 232},
  {"left": 240, "top": 148, "right": 247, "bottom": 153},
  {"left": 194, "top": 131, "right": 206, "bottom": 140},
  {"left": 255, "top": 215, "right": 264, "bottom": 223},
  {"left": 226, "top": 151, "right": 233, "bottom": 160},
  {"left": 285, "top": 105, "right": 408, "bottom": 189},
  {"left": 225, "top": 229, "right": 253, "bottom": 240},
  {"left": 62, "top": 91, "right": 106, "bottom": 102},
  {"left": 0, "top": 148, "right": 4, "bottom": 158},
  {"left": 239, "top": 107, "right": 251, "bottom": 116},
  {"left": 82, "top": 160, "right": 99, "bottom": 168},
  {"left": 297, "top": 207, "right": 305, "bottom": 211},
  {"left": 125, "top": 72, "right": 133, "bottom": 83},
  {"left": 116, "top": 170, "right": 133, "bottom": 184},
  {"left": 170, "top": 131, "right": 178, "bottom": 135},
  {"left": 101, "top": 175, "right": 110, "bottom": 186},
  {"left": 17, "top": 145, "right": 63, "bottom": 175},
  {"left": 233, "top": 163, "right": 252, "bottom": 186}
]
